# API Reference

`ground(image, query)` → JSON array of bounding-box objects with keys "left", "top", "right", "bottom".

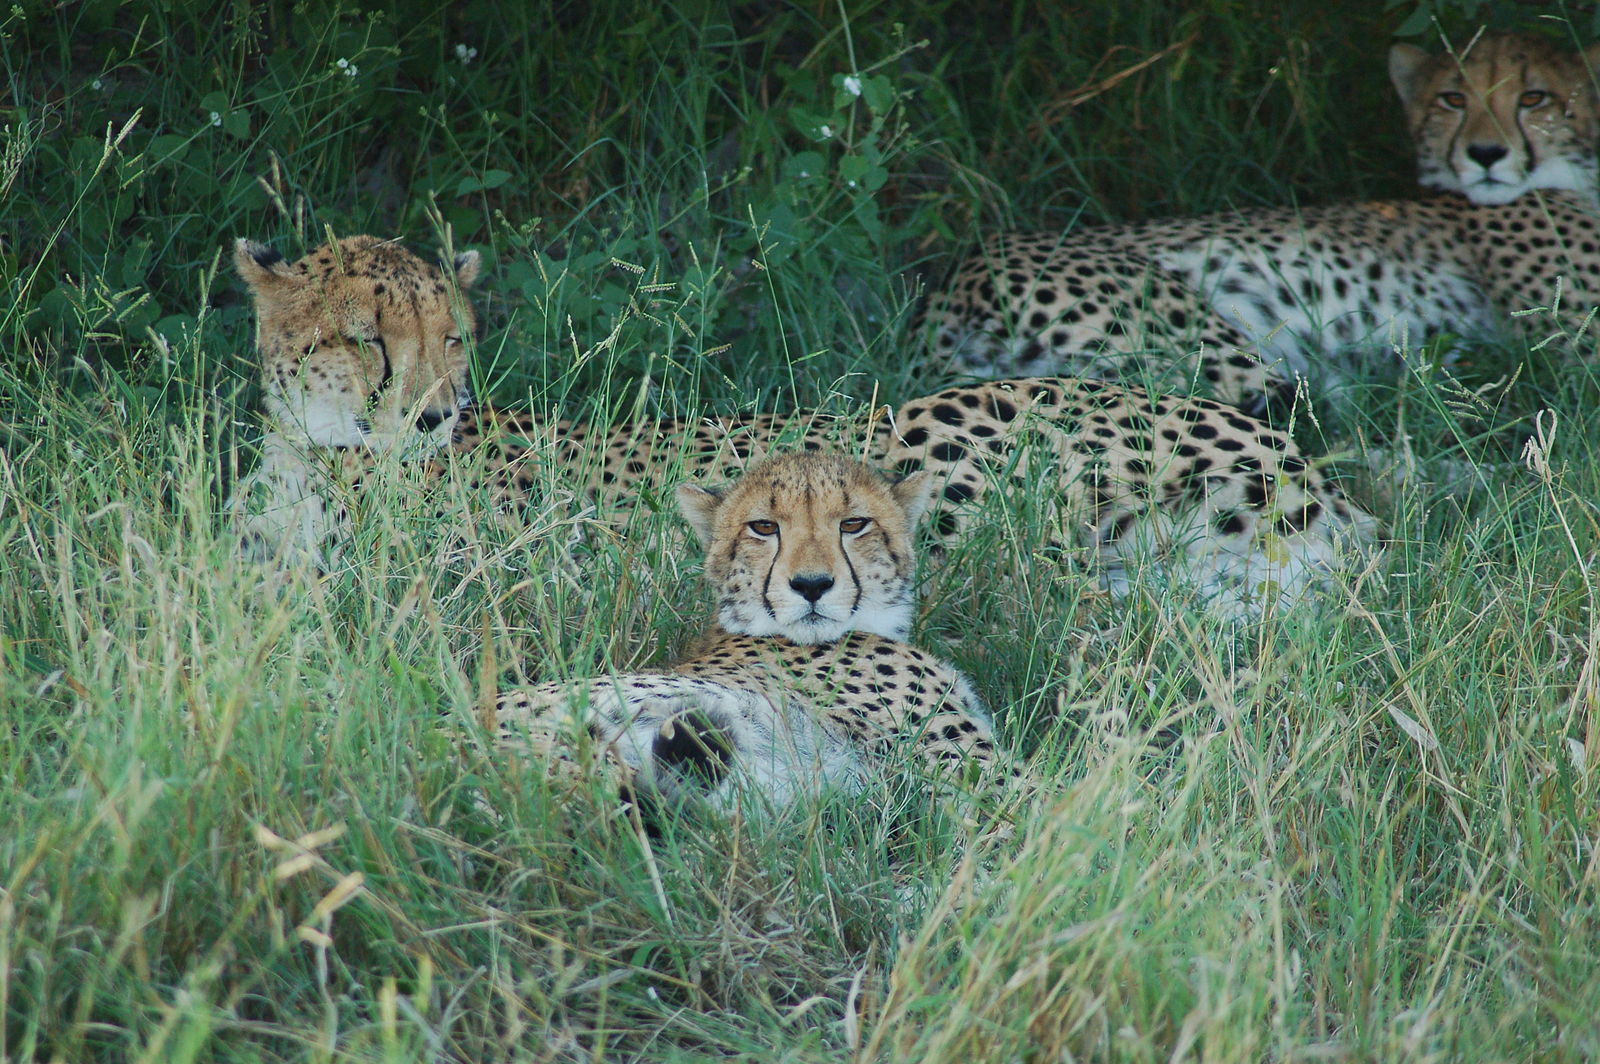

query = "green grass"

[{"left": 6, "top": 0, "right": 1600, "bottom": 1059}]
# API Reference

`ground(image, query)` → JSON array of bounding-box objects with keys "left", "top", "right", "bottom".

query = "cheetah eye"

[
  {"left": 1518, "top": 90, "right": 1548, "bottom": 108},
  {"left": 839, "top": 517, "right": 871, "bottom": 534},
  {"left": 747, "top": 519, "right": 779, "bottom": 537},
  {"left": 344, "top": 334, "right": 392, "bottom": 401},
  {"left": 1438, "top": 91, "right": 1467, "bottom": 110},
  {"left": 343, "top": 333, "right": 385, "bottom": 352},
  {"left": 445, "top": 335, "right": 463, "bottom": 348}
]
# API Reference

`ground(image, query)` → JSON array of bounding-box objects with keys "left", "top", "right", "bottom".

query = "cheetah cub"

[{"left": 493, "top": 452, "right": 1017, "bottom": 814}]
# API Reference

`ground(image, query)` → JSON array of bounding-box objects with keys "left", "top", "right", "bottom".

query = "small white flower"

[
  {"left": 91, "top": 78, "right": 103, "bottom": 92},
  {"left": 842, "top": 74, "right": 862, "bottom": 97},
  {"left": 455, "top": 43, "right": 478, "bottom": 63},
  {"left": 209, "top": 111, "right": 222, "bottom": 127},
  {"left": 818, "top": 124, "right": 833, "bottom": 138},
  {"left": 334, "top": 57, "right": 358, "bottom": 77},
  {"left": 798, "top": 170, "right": 810, "bottom": 178},
  {"left": 335, "top": 57, "right": 348, "bottom": 68}
]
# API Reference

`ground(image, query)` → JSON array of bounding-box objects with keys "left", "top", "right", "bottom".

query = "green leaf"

[
  {"left": 500, "top": 259, "right": 536, "bottom": 291},
  {"left": 153, "top": 313, "right": 199, "bottom": 346},
  {"left": 849, "top": 194, "right": 882, "bottom": 241},
  {"left": 1392, "top": 3, "right": 1436, "bottom": 37},
  {"left": 838, "top": 154, "right": 887, "bottom": 192},
  {"left": 860, "top": 75, "right": 893, "bottom": 114},
  {"left": 782, "top": 151, "right": 825, "bottom": 182},
  {"left": 445, "top": 204, "right": 478, "bottom": 236},
  {"left": 454, "top": 169, "right": 513, "bottom": 196},
  {"left": 788, "top": 106, "right": 838, "bottom": 142},
  {"left": 149, "top": 134, "right": 190, "bottom": 165},
  {"left": 68, "top": 136, "right": 104, "bottom": 173}
]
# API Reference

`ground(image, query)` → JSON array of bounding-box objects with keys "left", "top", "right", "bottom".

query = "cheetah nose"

[
  {"left": 789, "top": 573, "right": 835, "bottom": 602},
  {"left": 415, "top": 407, "right": 453, "bottom": 432},
  {"left": 1466, "top": 143, "right": 1509, "bottom": 168}
]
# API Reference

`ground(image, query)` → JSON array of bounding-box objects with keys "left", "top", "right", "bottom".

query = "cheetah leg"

[
  {"left": 229, "top": 458, "right": 345, "bottom": 567},
  {"left": 496, "top": 676, "right": 863, "bottom": 809}
]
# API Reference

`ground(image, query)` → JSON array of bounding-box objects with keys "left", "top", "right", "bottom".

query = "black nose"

[
  {"left": 416, "top": 407, "right": 452, "bottom": 432},
  {"left": 789, "top": 573, "right": 835, "bottom": 602},
  {"left": 1466, "top": 143, "right": 1508, "bottom": 168}
]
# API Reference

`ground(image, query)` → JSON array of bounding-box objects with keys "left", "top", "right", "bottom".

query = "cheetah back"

[
  {"left": 921, "top": 34, "right": 1600, "bottom": 403},
  {"left": 879, "top": 378, "right": 1379, "bottom": 608}
]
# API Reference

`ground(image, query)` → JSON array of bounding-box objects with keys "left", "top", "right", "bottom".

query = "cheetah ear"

[
  {"left": 889, "top": 469, "right": 935, "bottom": 528},
  {"left": 675, "top": 483, "right": 726, "bottom": 548},
  {"left": 1388, "top": 43, "right": 1431, "bottom": 107},
  {"left": 234, "top": 238, "right": 301, "bottom": 295},
  {"left": 450, "top": 249, "right": 481, "bottom": 290}
]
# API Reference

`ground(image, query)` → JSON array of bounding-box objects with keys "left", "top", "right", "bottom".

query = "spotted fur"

[
  {"left": 230, "top": 235, "right": 1377, "bottom": 611},
  {"left": 923, "top": 34, "right": 1600, "bottom": 406},
  {"left": 494, "top": 455, "right": 1009, "bottom": 812}
]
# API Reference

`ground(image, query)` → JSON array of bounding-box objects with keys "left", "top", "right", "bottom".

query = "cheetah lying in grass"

[
  {"left": 922, "top": 33, "right": 1600, "bottom": 408},
  {"left": 492, "top": 452, "right": 1016, "bottom": 812},
  {"left": 228, "top": 234, "right": 1378, "bottom": 611}
]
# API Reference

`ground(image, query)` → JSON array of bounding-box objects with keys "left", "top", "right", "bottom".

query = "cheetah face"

[
  {"left": 676, "top": 453, "right": 933, "bottom": 644},
  {"left": 1390, "top": 35, "right": 1600, "bottom": 205},
  {"left": 235, "top": 235, "right": 480, "bottom": 453}
]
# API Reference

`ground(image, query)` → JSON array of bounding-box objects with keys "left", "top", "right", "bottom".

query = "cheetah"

[
  {"left": 492, "top": 452, "right": 1014, "bottom": 812},
  {"left": 922, "top": 34, "right": 1600, "bottom": 408},
  {"left": 229, "top": 234, "right": 1378, "bottom": 611}
]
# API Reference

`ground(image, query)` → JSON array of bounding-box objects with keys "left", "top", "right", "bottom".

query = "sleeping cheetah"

[
  {"left": 229, "top": 234, "right": 1377, "bottom": 610},
  {"left": 492, "top": 453, "right": 1012, "bottom": 812},
  {"left": 923, "top": 33, "right": 1600, "bottom": 407}
]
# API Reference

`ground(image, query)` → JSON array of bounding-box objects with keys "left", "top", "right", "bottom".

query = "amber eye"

[
  {"left": 747, "top": 520, "right": 779, "bottom": 536},
  {"left": 1519, "top": 90, "right": 1548, "bottom": 108},
  {"left": 839, "top": 517, "right": 871, "bottom": 534},
  {"left": 1438, "top": 91, "right": 1467, "bottom": 109}
]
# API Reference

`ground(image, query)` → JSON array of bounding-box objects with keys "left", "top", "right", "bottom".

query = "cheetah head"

[
  {"left": 235, "top": 235, "right": 481, "bottom": 452},
  {"left": 676, "top": 453, "right": 933, "bottom": 644},
  {"left": 1390, "top": 34, "right": 1600, "bottom": 205}
]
